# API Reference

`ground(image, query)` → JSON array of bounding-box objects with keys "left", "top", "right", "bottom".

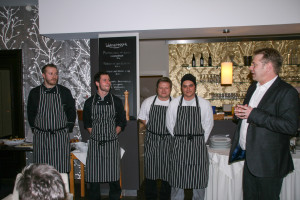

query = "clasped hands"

[{"left": 234, "top": 104, "right": 253, "bottom": 119}]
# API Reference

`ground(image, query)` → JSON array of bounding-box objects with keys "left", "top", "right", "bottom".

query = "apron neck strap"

[{"left": 151, "top": 95, "right": 172, "bottom": 107}]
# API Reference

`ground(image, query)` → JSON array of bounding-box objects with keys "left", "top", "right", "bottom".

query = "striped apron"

[
  {"left": 33, "top": 86, "right": 70, "bottom": 173},
  {"left": 85, "top": 94, "right": 120, "bottom": 182},
  {"left": 144, "top": 96, "right": 172, "bottom": 181},
  {"left": 169, "top": 96, "right": 209, "bottom": 189}
]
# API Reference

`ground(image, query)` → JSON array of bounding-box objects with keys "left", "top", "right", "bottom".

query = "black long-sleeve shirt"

[
  {"left": 27, "top": 84, "right": 76, "bottom": 132},
  {"left": 83, "top": 93, "right": 127, "bottom": 131}
]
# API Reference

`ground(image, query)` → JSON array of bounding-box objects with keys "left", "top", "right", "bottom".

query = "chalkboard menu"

[{"left": 99, "top": 37, "right": 137, "bottom": 118}]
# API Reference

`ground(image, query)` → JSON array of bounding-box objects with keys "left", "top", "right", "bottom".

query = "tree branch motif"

[
  {"left": 66, "top": 39, "right": 91, "bottom": 109},
  {"left": 26, "top": 6, "right": 64, "bottom": 86},
  {"left": 0, "top": 7, "right": 24, "bottom": 49}
]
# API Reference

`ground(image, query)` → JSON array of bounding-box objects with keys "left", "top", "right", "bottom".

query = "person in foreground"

[
  {"left": 83, "top": 72, "right": 127, "bottom": 200},
  {"left": 229, "top": 48, "right": 300, "bottom": 200},
  {"left": 27, "top": 63, "right": 76, "bottom": 173},
  {"left": 138, "top": 77, "right": 173, "bottom": 200},
  {"left": 17, "top": 163, "right": 67, "bottom": 200},
  {"left": 166, "top": 74, "right": 214, "bottom": 200}
]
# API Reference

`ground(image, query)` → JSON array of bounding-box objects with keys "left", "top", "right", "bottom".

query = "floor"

[
  {"left": 74, "top": 180, "right": 143, "bottom": 200},
  {"left": 73, "top": 180, "right": 193, "bottom": 200}
]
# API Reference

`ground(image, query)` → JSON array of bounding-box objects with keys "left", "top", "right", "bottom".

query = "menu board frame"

[{"left": 98, "top": 33, "right": 140, "bottom": 118}]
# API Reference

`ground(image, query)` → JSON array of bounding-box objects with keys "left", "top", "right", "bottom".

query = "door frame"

[{"left": 0, "top": 50, "right": 24, "bottom": 138}]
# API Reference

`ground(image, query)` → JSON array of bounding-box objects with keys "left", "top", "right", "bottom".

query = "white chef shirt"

[
  {"left": 166, "top": 96, "right": 214, "bottom": 143},
  {"left": 138, "top": 95, "right": 173, "bottom": 124},
  {"left": 239, "top": 76, "right": 278, "bottom": 150}
]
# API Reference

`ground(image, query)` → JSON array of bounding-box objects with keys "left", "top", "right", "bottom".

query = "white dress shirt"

[
  {"left": 138, "top": 95, "right": 173, "bottom": 124},
  {"left": 166, "top": 96, "right": 214, "bottom": 143},
  {"left": 239, "top": 76, "right": 278, "bottom": 150}
]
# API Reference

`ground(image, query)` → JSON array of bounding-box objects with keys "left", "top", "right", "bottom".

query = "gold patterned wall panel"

[{"left": 169, "top": 40, "right": 300, "bottom": 107}]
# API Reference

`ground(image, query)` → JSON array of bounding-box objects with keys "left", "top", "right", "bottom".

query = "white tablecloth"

[
  {"left": 205, "top": 148, "right": 300, "bottom": 200},
  {"left": 72, "top": 147, "right": 125, "bottom": 166}
]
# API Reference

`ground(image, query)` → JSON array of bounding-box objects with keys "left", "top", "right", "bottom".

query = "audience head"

[{"left": 17, "top": 164, "right": 67, "bottom": 200}]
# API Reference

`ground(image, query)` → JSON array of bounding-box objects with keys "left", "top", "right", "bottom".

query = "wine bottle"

[
  {"left": 200, "top": 53, "right": 204, "bottom": 66},
  {"left": 208, "top": 53, "right": 212, "bottom": 66},
  {"left": 192, "top": 54, "right": 196, "bottom": 67}
]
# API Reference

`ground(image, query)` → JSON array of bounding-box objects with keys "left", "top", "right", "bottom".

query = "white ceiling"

[
  {"left": 1, "top": 0, "right": 300, "bottom": 41},
  {"left": 42, "top": 24, "right": 300, "bottom": 41}
]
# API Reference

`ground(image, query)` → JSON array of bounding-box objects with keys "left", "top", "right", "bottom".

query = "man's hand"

[
  {"left": 116, "top": 126, "right": 122, "bottom": 135},
  {"left": 87, "top": 128, "right": 92, "bottom": 134},
  {"left": 235, "top": 104, "right": 253, "bottom": 119}
]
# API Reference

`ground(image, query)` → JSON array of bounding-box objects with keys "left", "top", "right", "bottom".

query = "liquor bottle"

[
  {"left": 208, "top": 53, "right": 212, "bottom": 66},
  {"left": 200, "top": 53, "right": 204, "bottom": 66},
  {"left": 192, "top": 54, "right": 196, "bottom": 67}
]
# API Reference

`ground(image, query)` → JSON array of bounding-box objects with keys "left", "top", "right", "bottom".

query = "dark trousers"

[
  {"left": 243, "top": 161, "right": 283, "bottom": 200},
  {"left": 88, "top": 181, "right": 121, "bottom": 200},
  {"left": 145, "top": 178, "right": 171, "bottom": 200}
]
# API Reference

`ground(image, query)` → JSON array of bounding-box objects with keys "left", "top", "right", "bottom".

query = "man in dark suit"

[{"left": 229, "top": 48, "right": 299, "bottom": 200}]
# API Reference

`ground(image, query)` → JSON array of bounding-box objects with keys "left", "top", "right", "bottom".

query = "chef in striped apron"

[
  {"left": 166, "top": 74, "right": 213, "bottom": 200},
  {"left": 138, "top": 77, "right": 173, "bottom": 200},
  {"left": 27, "top": 63, "right": 76, "bottom": 173},
  {"left": 83, "top": 72, "right": 127, "bottom": 200}
]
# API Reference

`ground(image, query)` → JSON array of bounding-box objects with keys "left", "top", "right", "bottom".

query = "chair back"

[{"left": 77, "top": 110, "right": 90, "bottom": 142}]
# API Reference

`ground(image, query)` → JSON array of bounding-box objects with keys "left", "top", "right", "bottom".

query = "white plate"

[
  {"left": 210, "top": 144, "right": 231, "bottom": 149},
  {"left": 211, "top": 143, "right": 231, "bottom": 147},
  {"left": 210, "top": 137, "right": 231, "bottom": 143},
  {"left": 3, "top": 139, "right": 25, "bottom": 146},
  {"left": 210, "top": 146, "right": 230, "bottom": 149}
]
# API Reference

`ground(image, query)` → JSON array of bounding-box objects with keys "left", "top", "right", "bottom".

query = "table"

[
  {"left": 69, "top": 149, "right": 125, "bottom": 198},
  {"left": 70, "top": 152, "right": 85, "bottom": 198},
  {"left": 206, "top": 148, "right": 300, "bottom": 200},
  {"left": 0, "top": 143, "right": 33, "bottom": 151}
]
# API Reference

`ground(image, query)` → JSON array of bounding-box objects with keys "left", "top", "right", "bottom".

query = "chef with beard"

[{"left": 27, "top": 63, "right": 76, "bottom": 173}]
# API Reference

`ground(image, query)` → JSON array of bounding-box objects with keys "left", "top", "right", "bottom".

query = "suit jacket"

[{"left": 229, "top": 77, "right": 299, "bottom": 178}]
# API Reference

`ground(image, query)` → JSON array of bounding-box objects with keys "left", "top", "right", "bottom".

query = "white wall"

[
  {"left": 139, "top": 40, "right": 169, "bottom": 77},
  {"left": 39, "top": 0, "right": 300, "bottom": 36}
]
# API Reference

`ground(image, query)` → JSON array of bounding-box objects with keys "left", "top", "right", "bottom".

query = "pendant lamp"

[{"left": 221, "top": 29, "right": 233, "bottom": 85}]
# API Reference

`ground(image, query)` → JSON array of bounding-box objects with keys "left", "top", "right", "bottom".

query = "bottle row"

[
  {"left": 187, "top": 53, "right": 300, "bottom": 68},
  {"left": 192, "top": 53, "right": 212, "bottom": 67}
]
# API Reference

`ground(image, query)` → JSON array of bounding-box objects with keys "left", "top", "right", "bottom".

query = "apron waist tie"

[
  {"left": 34, "top": 127, "right": 67, "bottom": 134},
  {"left": 91, "top": 138, "right": 117, "bottom": 146},
  {"left": 174, "top": 134, "right": 204, "bottom": 140},
  {"left": 146, "top": 128, "right": 171, "bottom": 139}
]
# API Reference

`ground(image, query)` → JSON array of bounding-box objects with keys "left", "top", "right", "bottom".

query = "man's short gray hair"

[{"left": 17, "top": 164, "right": 67, "bottom": 200}]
